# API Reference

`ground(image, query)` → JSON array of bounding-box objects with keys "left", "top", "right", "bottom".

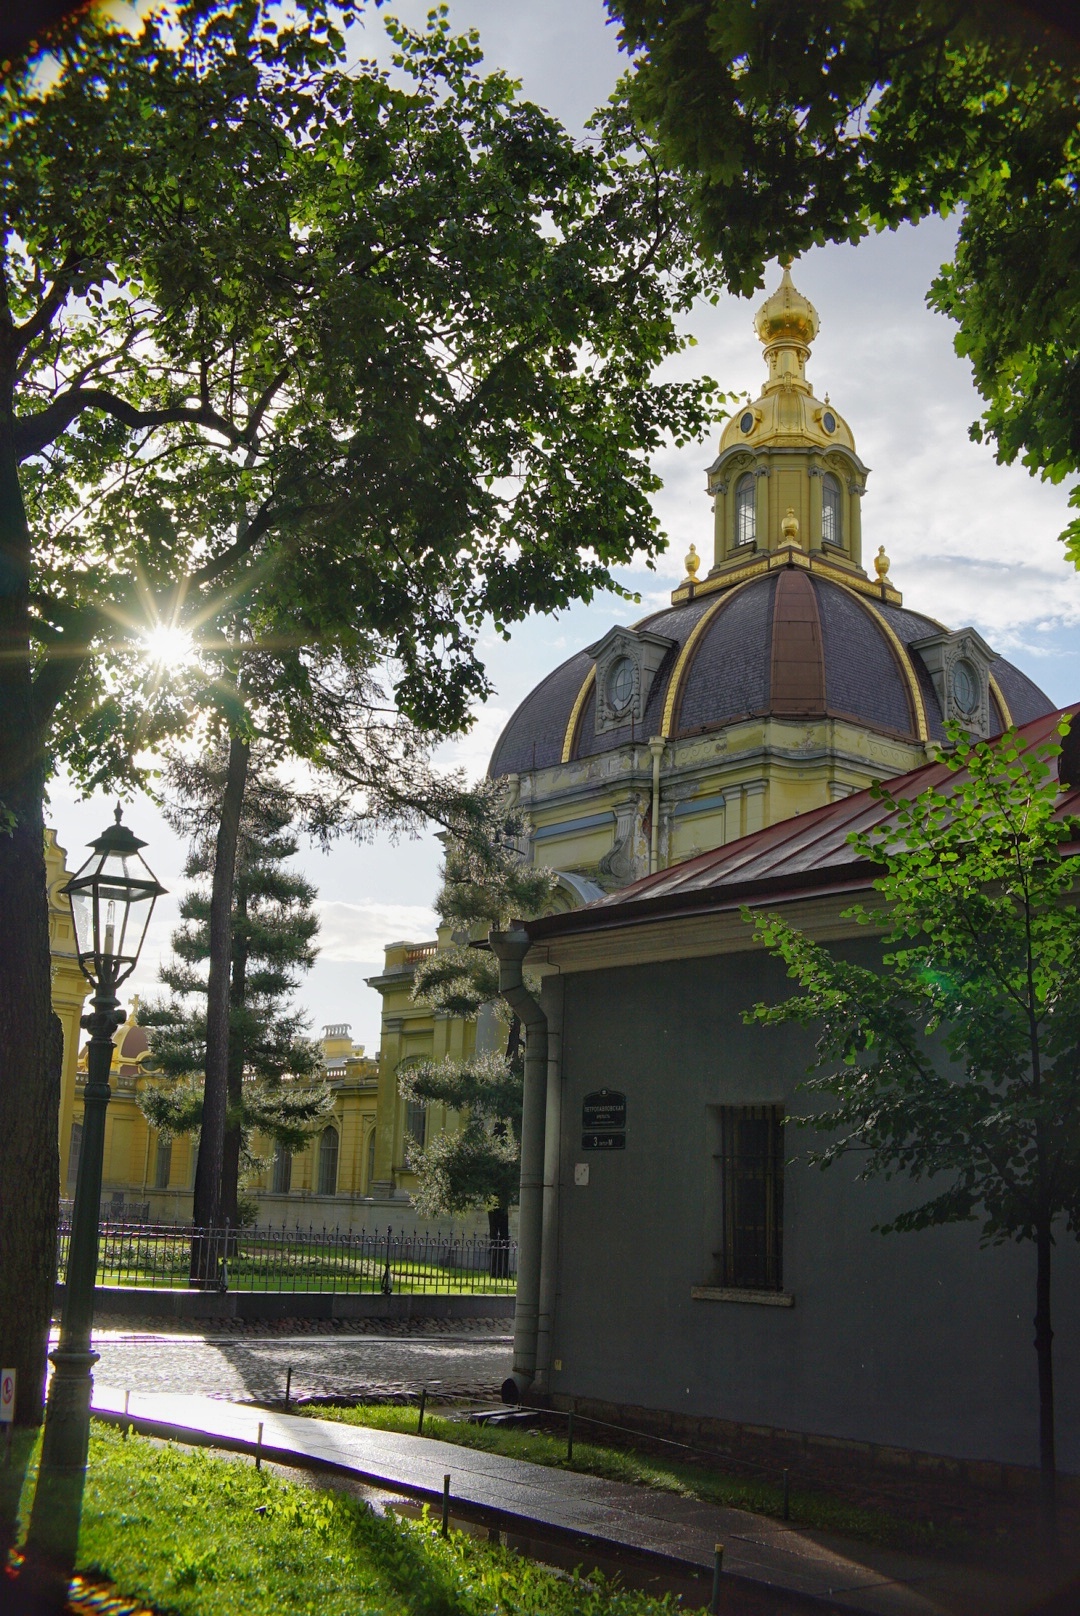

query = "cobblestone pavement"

[{"left": 70, "top": 1330, "right": 512, "bottom": 1405}]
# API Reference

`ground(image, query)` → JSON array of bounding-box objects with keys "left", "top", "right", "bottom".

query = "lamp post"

[{"left": 23, "top": 807, "right": 164, "bottom": 1611}]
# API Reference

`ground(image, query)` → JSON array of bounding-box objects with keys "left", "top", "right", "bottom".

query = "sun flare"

[{"left": 140, "top": 622, "right": 196, "bottom": 669}]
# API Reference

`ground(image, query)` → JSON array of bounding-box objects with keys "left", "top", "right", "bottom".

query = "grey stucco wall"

[{"left": 548, "top": 945, "right": 1080, "bottom": 1471}]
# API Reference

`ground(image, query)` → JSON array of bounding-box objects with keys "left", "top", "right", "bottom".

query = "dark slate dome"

[{"left": 489, "top": 570, "right": 1054, "bottom": 778}]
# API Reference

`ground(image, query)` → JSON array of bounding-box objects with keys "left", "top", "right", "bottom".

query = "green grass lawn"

[
  {"left": 8, "top": 1425, "right": 684, "bottom": 1616},
  {"left": 301, "top": 1402, "right": 963, "bottom": 1555}
]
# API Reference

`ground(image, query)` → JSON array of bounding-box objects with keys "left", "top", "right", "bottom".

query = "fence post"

[
  {"left": 220, "top": 1219, "right": 229, "bottom": 1294},
  {"left": 418, "top": 1388, "right": 427, "bottom": 1435},
  {"left": 566, "top": 1405, "right": 574, "bottom": 1464},
  {"left": 441, "top": 1473, "right": 450, "bottom": 1537},
  {"left": 709, "top": 1544, "right": 724, "bottom": 1614},
  {"left": 381, "top": 1226, "right": 393, "bottom": 1296},
  {"left": 285, "top": 1367, "right": 292, "bottom": 1412}
]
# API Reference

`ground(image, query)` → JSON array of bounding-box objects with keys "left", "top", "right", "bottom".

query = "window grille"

[
  {"left": 272, "top": 1144, "right": 292, "bottom": 1195},
  {"left": 715, "top": 1105, "right": 784, "bottom": 1289},
  {"left": 822, "top": 474, "right": 842, "bottom": 546},
  {"left": 317, "top": 1125, "right": 339, "bottom": 1196},
  {"left": 735, "top": 474, "right": 757, "bottom": 546},
  {"left": 154, "top": 1137, "right": 172, "bottom": 1190}
]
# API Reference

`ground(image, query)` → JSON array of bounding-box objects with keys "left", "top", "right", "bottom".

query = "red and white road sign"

[{"left": 0, "top": 1369, "right": 15, "bottom": 1422}]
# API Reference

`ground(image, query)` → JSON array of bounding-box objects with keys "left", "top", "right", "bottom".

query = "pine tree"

[
  {"left": 140, "top": 748, "right": 332, "bottom": 1232},
  {"left": 401, "top": 788, "right": 556, "bottom": 1268}
]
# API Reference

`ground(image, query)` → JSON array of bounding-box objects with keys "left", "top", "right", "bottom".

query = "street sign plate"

[
  {"left": 582, "top": 1090, "right": 626, "bottom": 1131},
  {"left": 581, "top": 1131, "right": 626, "bottom": 1151},
  {"left": 0, "top": 1369, "right": 15, "bottom": 1423}
]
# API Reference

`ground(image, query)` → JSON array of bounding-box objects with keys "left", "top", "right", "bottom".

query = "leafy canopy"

[
  {"left": 608, "top": 0, "right": 1080, "bottom": 556},
  {"left": 5, "top": 0, "right": 725, "bottom": 793},
  {"left": 747, "top": 722, "right": 1080, "bottom": 1245}
]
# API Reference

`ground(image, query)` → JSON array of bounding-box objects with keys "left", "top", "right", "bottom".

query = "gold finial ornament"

[
  {"left": 754, "top": 264, "right": 820, "bottom": 350},
  {"left": 684, "top": 543, "right": 701, "bottom": 581},
  {"left": 781, "top": 507, "right": 800, "bottom": 546},
  {"left": 875, "top": 545, "right": 890, "bottom": 580}
]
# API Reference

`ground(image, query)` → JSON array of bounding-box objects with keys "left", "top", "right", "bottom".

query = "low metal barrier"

[{"left": 56, "top": 1221, "right": 517, "bottom": 1294}]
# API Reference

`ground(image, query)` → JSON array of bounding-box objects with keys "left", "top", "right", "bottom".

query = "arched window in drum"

[
  {"left": 822, "top": 473, "right": 842, "bottom": 546},
  {"left": 734, "top": 473, "right": 756, "bottom": 546}
]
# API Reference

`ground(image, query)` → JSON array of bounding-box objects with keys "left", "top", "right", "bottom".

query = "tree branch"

[{"left": 14, "top": 387, "right": 245, "bottom": 460}]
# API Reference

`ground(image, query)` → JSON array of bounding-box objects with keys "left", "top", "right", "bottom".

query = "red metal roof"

[{"left": 526, "top": 706, "right": 1080, "bottom": 942}]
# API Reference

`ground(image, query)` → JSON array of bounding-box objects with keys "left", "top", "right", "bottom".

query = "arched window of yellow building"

[
  {"left": 67, "top": 1123, "right": 82, "bottom": 1193},
  {"left": 272, "top": 1144, "right": 292, "bottom": 1194},
  {"left": 366, "top": 1128, "right": 376, "bottom": 1193},
  {"left": 154, "top": 1137, "right": 172, "bottom": 1189},
  {"left": 822, "top": 473, "right": 842, "bottom": 546},
  {"left": 317, "top": 1125, "right": 339, "bottom": 1196},
  {"left": 735, "top": 473, "right": 756, "bottom": 547},
  {"left": 406, "top": 1100, "right": 427, "bottom": 1149}
]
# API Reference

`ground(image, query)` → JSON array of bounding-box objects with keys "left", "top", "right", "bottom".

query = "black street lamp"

[{"left": 22, "top": 808, "right": 164, "bottom": 1611}]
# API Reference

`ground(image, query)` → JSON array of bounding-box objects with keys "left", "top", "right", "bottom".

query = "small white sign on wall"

[
  {"left": 0, "top": 1369, "right": 15, "bottom": 1423},
  {"left": 574, "top": 1163, "right": 589, "bottom": 1186}
]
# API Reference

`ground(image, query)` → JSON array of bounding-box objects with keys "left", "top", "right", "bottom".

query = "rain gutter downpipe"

[{"left": 490, "top": 925, "right": 547, "bottom": 1402}]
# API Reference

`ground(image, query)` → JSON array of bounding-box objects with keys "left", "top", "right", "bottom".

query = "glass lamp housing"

[{"left": 63, "top": 809, "right": 166, "bottom": 986}]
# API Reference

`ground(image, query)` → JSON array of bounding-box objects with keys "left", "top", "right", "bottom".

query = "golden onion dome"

[{"left": 754, "top": 264, "right": 819, "bottom": 350}]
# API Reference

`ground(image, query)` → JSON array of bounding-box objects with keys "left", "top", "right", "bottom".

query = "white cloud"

[{"left": 314, "top": 900, "right": 438, "bottom": 963}]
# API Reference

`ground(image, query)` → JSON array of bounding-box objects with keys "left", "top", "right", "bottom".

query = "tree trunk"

[
  {"left": 221, "top": 886, "right": 249, "bottom": 1236},
  {"left": 0, "top": 369, "right": 60, "bottom": 1424},
  {"left": 190, "top": 734, "right": 249, "bottom": 1283},
  {"left": 1034, "top": 1222, "right": 1056, "bottom": 1526},
  {"left": 488, "top": 1204, "right": 510, "bottom": 1278}
]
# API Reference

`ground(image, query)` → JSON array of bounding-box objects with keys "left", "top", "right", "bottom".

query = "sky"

[{"left": 48, "top": 0, "right": 1080, "bottom": 1053}]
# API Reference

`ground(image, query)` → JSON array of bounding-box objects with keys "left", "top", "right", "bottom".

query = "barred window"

[
  {"left": 715, "top": 1105, "right": 784, "bottom": 1290},
  {"left": 366, "top": 1128, "right": 376, "bottom": 1192},
  {"left": 317, "top": 1125, "right": 339, "bottom": 1196},
  {"left": 272, "top": 1143, "right": 292, "bottom": 1195},
  {"left": 154, "top": 1136, "right": 172, "bottom": 1190},
  {"left": 735, "top": 474, "right": 757, "bottom": 546},
  {"left": 822, "top": 474, "right": 842, "bottom": 546}
]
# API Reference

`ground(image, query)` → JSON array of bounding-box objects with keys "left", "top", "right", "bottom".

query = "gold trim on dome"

[
  {"left": 836, "top": 585, "right": 928, "bottom": 744},
  {"left": 561, "top": 665, "right": 596, "bottom": 763},
  {"left": 989, "top": 673, "right": 1013, "bottom": 728},
  {"left": 660, "top": 578, "right": 757, "bottom": 739},
  {"left": 670, "top": 547, "right": 902, "bottom": 608}
]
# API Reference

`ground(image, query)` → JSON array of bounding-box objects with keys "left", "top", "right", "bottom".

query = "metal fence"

[{"left": 56, "top": 1221, "right": 517, "bottom": 1295}]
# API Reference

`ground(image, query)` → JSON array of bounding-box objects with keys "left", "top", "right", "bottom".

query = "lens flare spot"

[{"left": 141, "top": 623, "right": 195, "bottom": 669}]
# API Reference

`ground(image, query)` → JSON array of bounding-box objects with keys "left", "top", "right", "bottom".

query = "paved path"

[
  {"left": 92, "top": 1384, "right": 951, "bottom": 1616},
  {"left": 78, "top": 1332, "right": 512, "bottom": 1404}
]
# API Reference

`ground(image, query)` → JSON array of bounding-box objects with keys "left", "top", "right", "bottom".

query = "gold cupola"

[
  {"left": 755, "top": 263, "right": 818, "bottom": 367},
  {"left": 673, "top": 264, "right": 899, "bottom": 608}
]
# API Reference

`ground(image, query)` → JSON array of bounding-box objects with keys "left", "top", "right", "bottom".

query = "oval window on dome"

[
  {"left": 607, "top": 656, "right": 635, "bottom": 713},
  {"left": 740, "top": 410, "right": 755, "bottom": 434},
  {"left": 951, "top": 659, "right": 979, "bottom": 714},
  {"left": 822, "top": 410, "right": 837, "bottom": 434}
]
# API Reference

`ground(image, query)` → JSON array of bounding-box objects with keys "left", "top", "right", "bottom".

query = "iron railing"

[{"left": 55, "top": 1221, "right": 517, "bottom": 1294}]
